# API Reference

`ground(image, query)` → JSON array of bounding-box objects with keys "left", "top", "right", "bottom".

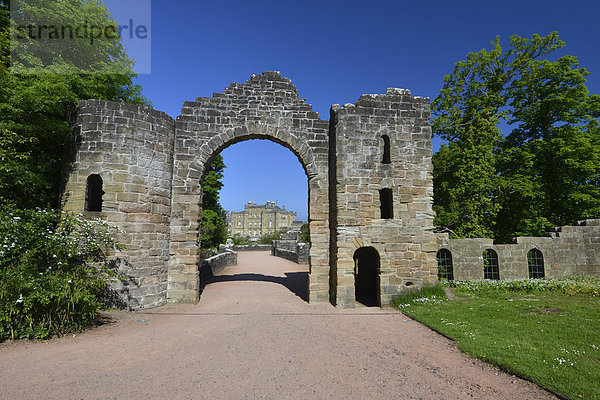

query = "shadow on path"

[{"left": 202, "top": 271, "right": 308, "bottom": 302}]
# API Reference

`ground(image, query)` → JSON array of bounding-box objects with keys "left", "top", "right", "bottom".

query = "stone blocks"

[
  {"left": 62, "top": 72, "right": 440, "bottom": 310},
  {"left": 436, "top": 219, "right": 600, "bottom": 280}
]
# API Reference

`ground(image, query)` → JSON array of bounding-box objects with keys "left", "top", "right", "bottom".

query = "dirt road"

[{"left": 0, "top": 251, "right": 554, "bottom": 399}]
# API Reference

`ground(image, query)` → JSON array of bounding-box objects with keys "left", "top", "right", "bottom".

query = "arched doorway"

[{"left": 353, "top": 247, "right": 380, "bottom": 306}]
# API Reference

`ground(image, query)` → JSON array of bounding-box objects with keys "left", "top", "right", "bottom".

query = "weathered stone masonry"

[
  {"left": 330, "top": 90, "right": 438, "bottom": 307},
  {"left": 436, "top": 219, "right": 600, "bottom": 280},
  {"left": 61, "top": 71, "right": 439, "bottom": 309},
  {"left": 62, "top": 101, "right": 175, "bottom": 309}
]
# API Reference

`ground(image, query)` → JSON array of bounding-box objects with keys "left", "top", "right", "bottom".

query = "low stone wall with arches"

[{"left": 435, "top": 219, "right": 600, "bottom": 281}]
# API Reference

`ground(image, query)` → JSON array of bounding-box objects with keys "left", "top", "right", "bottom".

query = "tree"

[
  {"left": 200, "top": 155, "right": 227, "bottom": 249},
  {"left": 432, "top": 32, "right": 600, "bottom": 241},
  {"left": 258, "top": 229, "right": 284, "bottom": 245},
  {"left": 0, "top": 0, "right": 147, "bottom": 208},
  {"left": 431, "top": 37, "right": 505, "bottom": 238},
  {"left": 497, "top": 38, "right": 600, "bottom": 240},
  {"left": 299, "top": 223, "right": 310, "bottom": 243}
]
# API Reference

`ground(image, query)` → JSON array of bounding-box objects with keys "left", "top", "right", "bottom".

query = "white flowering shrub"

[
  {"left": 0, "top": 205, "right": 123, "bottom": 340},
  {"left": 443, "top": 277, "right": 600, "bottom": 296}
]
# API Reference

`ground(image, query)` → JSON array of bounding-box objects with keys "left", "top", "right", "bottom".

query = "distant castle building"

[{"left": 228, "top": 201, "right": 297, "bottom": 238}]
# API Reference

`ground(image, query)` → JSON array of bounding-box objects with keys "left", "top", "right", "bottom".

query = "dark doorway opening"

[{"left": 353, "top": 247, "right": 380, "bottom": 306}]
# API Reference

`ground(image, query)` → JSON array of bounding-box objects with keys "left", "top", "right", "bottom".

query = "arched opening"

[
  {"left": 85, "top": 174, "right": 103, "bottom": 212},
  {"left": 381, "top": 135, "right": 391, "bottom": 164},
  {"left": 198, "top": 139, "right": 310, "bottom": 303},
  {"left": 353, "top": 246, "right": 380, "bottom": 307},
  {"left": 528, "top": 249, "right": 545, "bottom": 279},
  {"left": 437, "top": 249, "right": 454, "bottom": 281},
  {"left": 483, "top": 249, "right": 499, "bottom": 280},
  {"left": 379, "top": 188, "right": 393, "bottom": 219}
]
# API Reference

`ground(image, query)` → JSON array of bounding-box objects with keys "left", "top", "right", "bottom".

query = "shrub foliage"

[{"left": 0, "top": 205, "right": 122, "bottom": 340}]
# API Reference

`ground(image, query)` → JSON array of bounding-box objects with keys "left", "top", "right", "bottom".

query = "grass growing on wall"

[{"left": 393, "top": 278, "right": 600, "bottom": 400}]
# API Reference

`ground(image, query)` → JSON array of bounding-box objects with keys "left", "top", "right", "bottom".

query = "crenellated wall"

[{"left": 436, "top": 219, "right": 600, "bottom": 280}]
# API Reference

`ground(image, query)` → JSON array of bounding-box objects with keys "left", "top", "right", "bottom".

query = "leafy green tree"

[
  {"left": 299, "top": 223, "right": 310, "bottom": 243},
  {"left": 0, "top": 0, "right": 147, "bottom": 208},
  {"left": 0, "top": 0, "right": 148, "bottom": 338},
  {"left": 433, "top": 32, "right": 600, "bottom": 241},
  {"left": 497, "top": 36, "right": 600, "bottom": 240},
  {"left": 432, "top": 37, "right": 505, "bottom": 238},
  {"left": 200, "top": 155, "right": 227, "bottom": 249}
]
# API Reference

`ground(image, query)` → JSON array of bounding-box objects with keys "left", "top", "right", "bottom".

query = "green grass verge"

[{"left": 393, "top": 278, "right": 600, "bottom": 400}]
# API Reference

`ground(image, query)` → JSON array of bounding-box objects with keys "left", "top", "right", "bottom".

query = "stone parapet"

[{"left": 436, "top": 219, "right": 600, "bottom": 280}]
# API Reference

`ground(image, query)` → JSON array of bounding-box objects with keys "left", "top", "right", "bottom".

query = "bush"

[
  {"left": 258, "top": 230, "right": 284, "bottom": 245},
  {"left": 0, "top": 205, "right": 122, "bottom": 340},
  {"left": 230, "top": 233, "right": 251, "bottom": 246},
  {"left": 444, "top": 277, "right": 600, "bottom": 296}
]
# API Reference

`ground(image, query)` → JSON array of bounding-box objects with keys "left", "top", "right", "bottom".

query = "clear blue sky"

[{"left": 111, "top": 0, "right": 600, "bottom": 221}]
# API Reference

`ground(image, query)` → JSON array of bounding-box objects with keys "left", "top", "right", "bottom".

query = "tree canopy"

[
  {"left": 432, "top": 32, "right": 600, "bottom": 242},
  {"left": 0, "top": 0, "right": 147, "bottom": 208}
]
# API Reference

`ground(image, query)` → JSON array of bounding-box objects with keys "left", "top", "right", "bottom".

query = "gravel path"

[{"left": 0, "top": 251, "right": 555, "bottom": 399}]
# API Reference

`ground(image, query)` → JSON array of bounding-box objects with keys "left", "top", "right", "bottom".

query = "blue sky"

[{"left": 107, "top": 0, "right": 600, "bottom": 221}]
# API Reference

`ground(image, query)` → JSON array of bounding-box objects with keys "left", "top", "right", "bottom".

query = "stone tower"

[{"left": 329, "top": 89, "right": 438, "bottom": 307}]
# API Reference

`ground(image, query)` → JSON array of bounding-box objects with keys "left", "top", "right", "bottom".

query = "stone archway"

[
  {"left": 166, "top": 72, "right": 331, "bottom": 305},
  {"left": 61, "top": 71, "right": 439, "bottom": 310}
]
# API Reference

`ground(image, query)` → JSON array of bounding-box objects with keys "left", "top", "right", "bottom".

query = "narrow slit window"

[
  {"left": 483, "top": 249, "right": 499, "bottom": 280},
  {"left": 85, "top": 174, "right": 104, "bottom": 212},
  {"left": 528, "top": 249, "right": 545, "bottom": 279},
  {"left": 381, "top": 135, "right": 391, "bottom": 164},
  {"left": 379, "top": 188, "right": 393, "bottom": 219}
]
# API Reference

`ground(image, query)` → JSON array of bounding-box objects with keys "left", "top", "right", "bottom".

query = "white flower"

[{"left": 16, "top": 294, "right": 23, "bottom": 304}]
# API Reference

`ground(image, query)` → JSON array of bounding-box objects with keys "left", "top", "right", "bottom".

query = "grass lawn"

[{"left": 393, "top": 278, "right": 600, "bottom": 400}]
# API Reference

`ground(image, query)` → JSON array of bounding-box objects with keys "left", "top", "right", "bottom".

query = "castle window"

[
  {"left": 528, "top": 249, "right": 545, "bottom": 279},
  {"left": 437, "top": 249, "right": 454, "bottom": 281},
  {"left": 381, "top": 135, "right": 391, "bottom": 164},
  {"left": 85, "top": 174, "right": 104, "bottom": 212},
  {"left": 379, "top": 188, "right": 393, "bottom": 219},
  {"left": 483, "top": 249, "right": 499, "bottom": 280}
]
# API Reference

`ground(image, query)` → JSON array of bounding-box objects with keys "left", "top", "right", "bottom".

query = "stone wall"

[
  {"left": 199, "top": 249, "right": 238, "bottom": 276},
  {"left": 198, "top": 250, "right": 237, "bottom": 296},
  {"left": 436, "top": 219, "right": 600, "bottom": 280},
  {"left": 272, "top": 240, "right": 309, "bottom": 264},
  {"left": 61, "top": 100, "right": 175, "bottom": 309},
  {"left": 330, "top": 89, "right": 438, "bottom": 307}
]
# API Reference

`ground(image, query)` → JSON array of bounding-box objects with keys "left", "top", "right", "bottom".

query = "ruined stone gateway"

[{"left": 61, "top": 71, "right": 438, "bottom": 309}]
